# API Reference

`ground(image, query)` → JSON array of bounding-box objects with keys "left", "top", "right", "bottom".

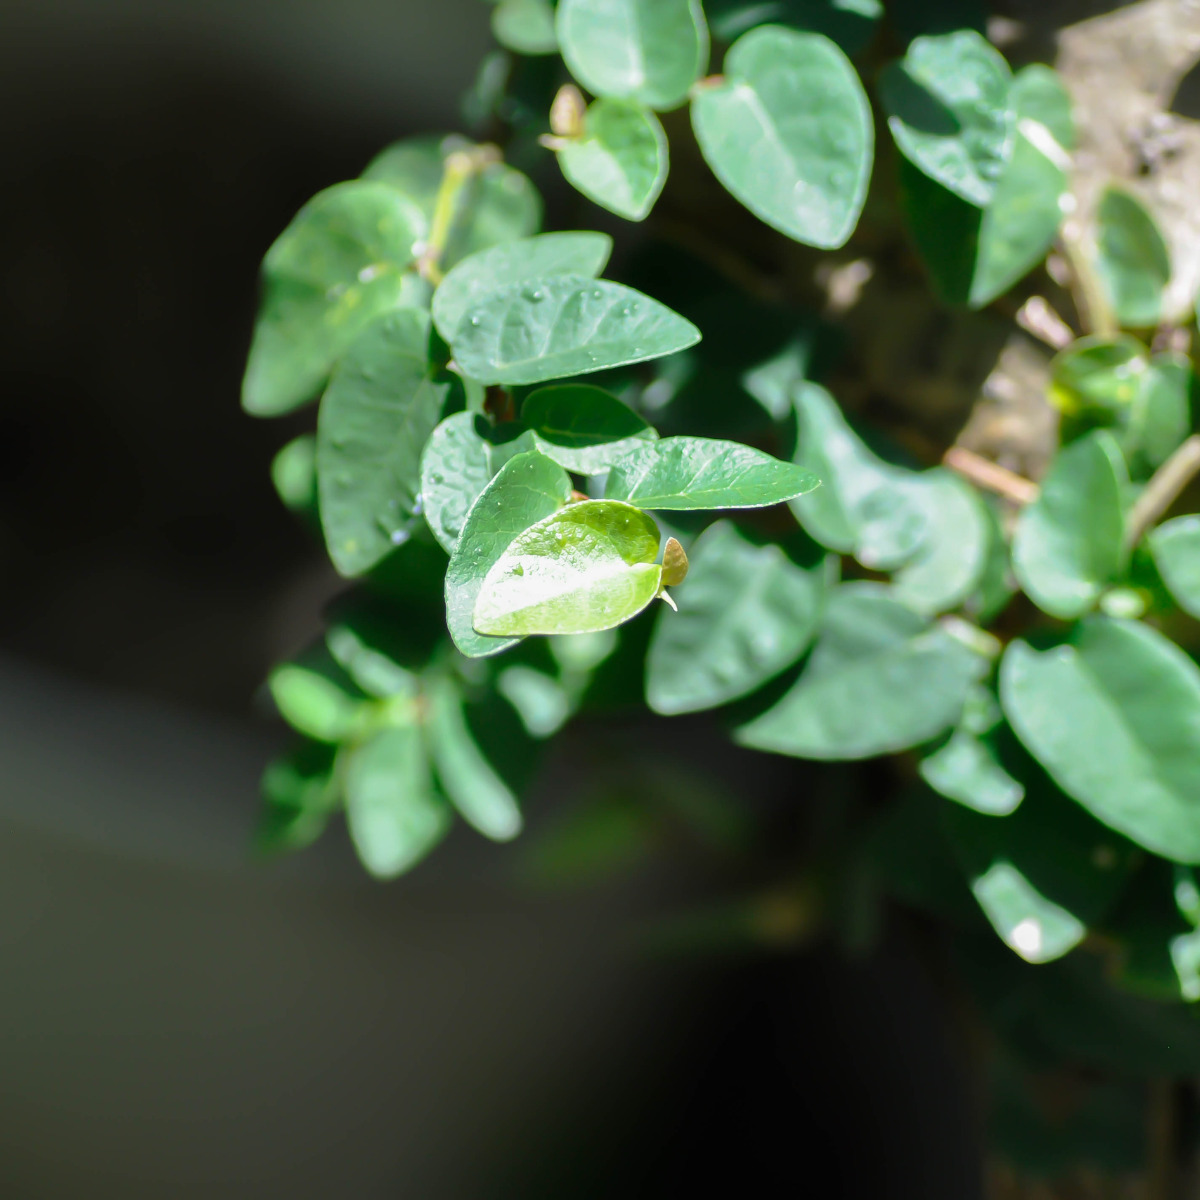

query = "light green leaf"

[
  {"left": 556, "top": 0, "right": 709, "bottom": 111},
  {"left": 735, "top": 583, "right": 986, "bottom": 759},
  {"left": 242, "top": 181, "right": 426, "bottom": 417},
  {"left": 1151, "top": 515, "right": 1200, "bottom": 618},
  {"left": 558, "top": 99, "right": 668, "bottom": 221},
  {"left": 474, "top": 500, "right": 663, "bottom": 636},
  {"left": 492, "top": 0, "right": 558, "bottom": 53},
  {"left": 449, "top": 275, "right": 701, "bottom": 385},
  {"left": 521, "top": 383, "right": 656, "bottom": 473},
  {"left": 1124, "top": 352, "right": 1192, "bottom": 474},
  {"left": 1094, "top": 186, "right": 1171, "bottom": 329},
  {"left": 880, "top": 29, "right": 1013, "bottom": 207},
  {"left": 343, "top": 727, "right": 451, "bottom": 879},
  {"left": 691, "top": 26, "right": 872, "bottom": 249},
  {"left": 268, "top": 663, "right": 367, "bottom": 743},
  {"left": 446, "top": 451, "right": 574, "bottom": 656},
  {"left": 604, "top": 436, "right": 819, "bottom": 509},
  {"left": 707, "top": 0, "right": 882, "bottom": 55},
  {"left": 893, "top": 469, "right": 990, "bottom": 616},
  {"left": 432, "top": 231, "right": 612, "bottom": 343},
  {"left": 1048, "top": 335, "right": 1149, "bottom": 417},
  {"left": 645, "top": 521, "right": 834, "bottom": 714},
  {"left": 362, "top": 135, "right": 542, "bottom": 269},
  {"left": 325, "top": 624, "right": 418, "bottom": 701},
  {"left": 1007, "top": 62, "right": 1075, "bottom": 151},
  {"left": 419, "top": 413, "right": 494, "bottom": 555},
  {"left": 920, "top": 728, "right": 1023, "bottom": 816},
  {"left": 1000, "top": 618, "right": 1200, "bottom": 863},
  {"left": 271, "top": 434, "right": 317, "bottom": 515},
  {"left": 316, "top": 309, "right": 448, "bottom": 576},
  {"left": 497, "top": 665, "right": 573, "bottom": 737},
  {"left": 790, "top": 383, "right": 928, "bottom": 569},
  {"left": 425, "top": 674, "right": 522, "bottom": 840},
  {"left": 970, "top": 861, "right": 1086, "bottom": 964},
  {"left": 1011, "top": 431, "right": 1127, "bottom": 620}
]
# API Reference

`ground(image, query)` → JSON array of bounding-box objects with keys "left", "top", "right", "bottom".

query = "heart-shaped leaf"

[
  {"left": 558, "top": 99, "right": 668, "bottom": 221},
  {"left": 362, "top": 135, "right": 542, "bottom": 269},
  {"left": 735, "top": 583, "right": 986, "bottom": 759},
  {"left": 316, "top": 309, "right": 448, "bottom": 576},
  {"left": 880, "top": 29, "right": 1013, "bottom": 207},
  {"left": 556, "top": 0, "right": 709, "bottom": 111},
  {"left": 645, "top": 521, "right": 834, "bottom": 714},
  {"left": 1000, "top": 618, "right": 1200, "bottom": 863},
  {"left": 691, "top": 26, "right": 872, "bottom": 248},
  {"left": 242, "top": 181, "right": 426, "bottom": 417},
  {"left": 474, "top": 500, "right": 663, "bottom": 636},
  {"left": 520, "top": 384, "right": 656, "bottom": 473},
  {"left": 446, "top": 451, "right": 574, "bottom": 657},
  {"left": 1094, "top": 186, "right": 1171, "bottom": 329},
  {"left": 1011, "top": 431, "right": 1127, "bottom": 620},
  {"left": 343, "top": 727, "right": 451, "bottom": 879},
  {"left": 432, "top": 231, "right": 612, "bottom": 342},
  {"left": 449, "top": 275, "right": 700, "bottom": 385},
  {"left": 1151, "top": 515, "right": 1200, "bottom": 618},
  {"left": 604, "top": 436, "right": 819, "bottom": 509},
  {"left": 424, "top": 674, "right": 522, "bottom": 840}
]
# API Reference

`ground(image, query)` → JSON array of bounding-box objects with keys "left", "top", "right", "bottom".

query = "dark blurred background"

[{"left": 0, "top": 2, "right": 980, "bottom": 1195}]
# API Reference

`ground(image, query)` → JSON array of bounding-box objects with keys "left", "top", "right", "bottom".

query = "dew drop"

[
  {"left": 430, "top": 471, "right": 445, "bottom": 485},
  {"left": 469, "top": 315, "right": 482, "bottom": 326},
  {"left": 591, "top": 288, "right": 603, "bottom": 299}
]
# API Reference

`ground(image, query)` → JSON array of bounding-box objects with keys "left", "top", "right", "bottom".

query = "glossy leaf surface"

[
  {"left": 419, "top": 413, "right": 494, "bottom": 555},
  {"left": 520, "top": 384, "right": 656, "bottom": 473}
]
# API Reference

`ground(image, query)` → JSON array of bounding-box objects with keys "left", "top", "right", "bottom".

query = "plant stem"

[
  {"left": 944, "top": 446, "right": 1039, "bottom": 505},
  {"left": 419, "top": 146, "right": 496, "bottom": 285},
  {"left": 1057, "top": 223, "right": 1117, "bottom": 338},
  {"left": 1124, "top": 434, "right": 1200, "bottom": 551}
]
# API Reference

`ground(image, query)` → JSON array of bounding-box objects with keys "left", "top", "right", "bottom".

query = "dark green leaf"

[
  {"left": 257, "top": 742, "right": 339, "bottom": 854},
  {"left": 880, "top": 29, "right": 1012, "bottom": 207},
  {"left": 558, "top": 99, "right": 668, "bottom": 221},
  {"left": 432, "top": 231, "right": 612, "bottom": 343},
  {"left": 1094, "top": 186, "right": 1171, "bottom": 328},
  {"left": 707, "top": 0, "right": 882, "bottom": 55},
  {"left": 425, "top": 674, "right": 523, "bottom": 840},
  {"left": 1011, "top": 431, "right": 1127, "bottom": 619},
  {"left": 1000, "top": 618, "right": 1200, "bottom": 863},
  {"left": 449, "top": 275, "right": 701, "bottom": 385},
  {"left": 419, "top": 412, "right": 506, "bottom": 555},
  {"left": 1124, "top": 352, "right": 1192, "bottom": 475},
  {"left": 691, "top": 26, "right": 873, "bottom": 249},
  {"left": 316, "top": 309, "right": 448, "bottom": 576},
  {"left": 520, "top": 383, "right": 656, "bottom": 472},
  {"left": 1150, "top": 515, "right": 1200, "bottom": 618},
  {"left": 735, "top": 583, "right": 985, "bottom": 759},
  {"left": 445, "top": 450, "right": 574, "bottom": 656},
  {"left": 343, "top": 727, "right": 451, "bottom": 878},
  {"left": 492, "top": 0, "right": 558, "bottom": 54},
  {"left": 474, "top": 500, "right": 663, "bottom": 636},
  {"left": 645, "top": 521, "right": 834, "bottom": 714},
  {"left": 242, "top": 182, "right": 426, "bottom": 417},
  {"left": 604, "top": 436, "right": 819, "bottom": 509},
  {"left": 556, "top": 0, "right": 709, "bottom": 111}
]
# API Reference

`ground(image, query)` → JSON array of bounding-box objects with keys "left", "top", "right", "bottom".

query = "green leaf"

[
  {"left": 424, "top": 674, "right": 523, "bottom": 840},
  {"left": 556, "top": 0, "right": 709, "bottom": 111},
  {"left": 920, "top": 727, "right": 1024, "bottom": 816},
  {"left": 419, "top": 412, "right": 495, "bottom": 555},
  {"left": 449, "top": 275, "right": 701, "bottom": 385},
  {"left": 242, "top": 181, "right": 426, "bottom": 417},
  {"left": 735, "top": 583, "right": 985, "bottom": 759},
  {"left": 1011, "top": 431, "right": 1127, "bottom": 620},
  {"left": 1007, "top": 63, "right": 1075, "bottom": 152},
  {"left": 446, "top": 451, "right": 574, "bottom": 656},
  {"left": 1094, "top": 186, "right": 1171, "bottom": 328},
  {"left": 491, "top": 0, "right": 558, "bottom": 54},
  {"left": 645, "top": 521, "right": 834, "bottom": 714},
  {"left": 257, "top": 742, "right": 339, "bottom": 854},
  {"left": 558, "top": 99, "right": 668, "bottom": 221},
  {"left": 966, "top": 861, "right": 1086, "bottom": 964},
  {"left": 1000, "top": 618, "right": 1200, "bottom": 863},
  {"left": 1124, "top": 352, "right": 1192, "bottom": 475},
  {"left": 1150, "top": 515, "right": 1200, "bottom": 618},
  {"left": 707, "top": 0, "right": 882, "bottom": 55},
  {"left": 268, "top": 661, "right": 368, "bottom": 743},
  {"left": 315, "top": 310, "right": 448, "bottom": 577},
  {"left": 497, "top": 665, "right": 573, "bottom": 737},
  {"left": 790, "top": 383, "right": 928, "bottom": 569},
  {"left": 893, "top": 469, "right": 990, "bottom": 616},
  {"left": 604, "top": 436, "right": 819, "bottom": 509},
  {"left": 325, "top": 623, "right": 419, "bottom": 701},
  {"left": 965, "top": 497, "right": 1015, "bottom": 623},
  {"left": 1048, "top": 335, "right": 1149, "bottom": 418},
  {"left": 271, "top": 434, "right": 318, "bottom": 515},
  {"left": 432, "top": 231, "right": 612, "bottom": 343},
  {"left": 343, "top": 727, "right": 451, "bottom": 879},
  {"left": 520, "top": 383, "right": 656, "bottom": 472},
  {"left": 880, "top": 29, "right": 1013, "bottom": 208},
  {"left": 362, "top": 135, "right": 542, "bottom": 269},
  {"left": 691, "top": 26, "right": 872, "bottom": 249},
  {"left": 473, "top": 500, "right": 663, "bottom": 636}
]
